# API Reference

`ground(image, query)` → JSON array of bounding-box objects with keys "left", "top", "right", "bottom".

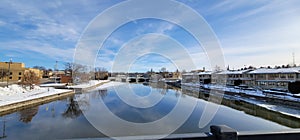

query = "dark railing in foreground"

[{"left": 97, "top": 125, "right": 300, "bottom": 140}]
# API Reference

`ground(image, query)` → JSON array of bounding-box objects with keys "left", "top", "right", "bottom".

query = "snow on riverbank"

[
  {"left": 94, "top": 81, "right": 125, "bottom": 90},
  {"left": 182, "top": 83, "right": 300, "bottom": 118},
  {"left": 0, "top": 84, "right": 73, "bottom": 107},
  {"left": 238, "top": 97, "right": 300, "bottom": 119},
  {"left": 67, "top": 80, "right": 110, "bottom": 89}
]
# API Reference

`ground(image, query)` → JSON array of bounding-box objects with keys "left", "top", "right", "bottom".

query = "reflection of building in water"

[
  {"left": 18, "top": 107, "right": 39, "bottom": 123},
  {"left": 148, "top": 81, "right": 168, "bottom": 89},
  {"left": 181, "top": 87, "right": 300, "bottom": 128}
]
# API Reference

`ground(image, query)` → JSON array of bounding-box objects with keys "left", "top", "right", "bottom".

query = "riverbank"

[
  {"left": 0, "top": 86, "right": 74, "bottom": 115},
  {"left": 181, "top": 84, "right": 300, "bottom": 119},
  {"left": 0, "top": 80, "right": 112, "bottom": 115}
]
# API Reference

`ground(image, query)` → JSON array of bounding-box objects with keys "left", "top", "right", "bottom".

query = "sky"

[{"left": 0, "top": 0, "right": 300, "bottom": 72}]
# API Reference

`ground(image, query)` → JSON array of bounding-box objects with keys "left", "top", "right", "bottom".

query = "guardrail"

[{"left": 96, "top": 125, "right": 300, "bottom": 140}]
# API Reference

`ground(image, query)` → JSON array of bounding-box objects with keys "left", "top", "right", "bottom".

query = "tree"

[
  {"left": 64, "top": 62, "right": 89, "bottom": 84},
  {"left": 160, "top": 67, "right": 167, "bottom": 73},
  {"left": 213, "top": 65, "right": 222, "bottom": 72},
  {"left": 32, "top": 66, "right": 46, "bottom": 71},
  {"left": 0, "top": 68, "right": 8, "bottom": 81},
  {"left": 95, "top": 67, "right": 108, "bottom": 80},
  {"left": 21, "top": 70, "right": 40, "bottom": 90}
]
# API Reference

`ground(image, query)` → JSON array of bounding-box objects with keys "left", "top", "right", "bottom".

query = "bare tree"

[
  {"left": 21, "top": 70, "right": 40, "bottom": 90},
  {"left": 0, "top": 68, "right": 8, "bottom": 81},
  {"left": 213, "top": 65, "right": 222, "bottom": 72},
  {"left": 95, "top": 67, "right": 108, "bottom": 80},
  {"left": 32, "top": 66, "right": 46, "bottom": 71},
  {"left": 64, "top": 62, "right": 90, "bottom": 84}
]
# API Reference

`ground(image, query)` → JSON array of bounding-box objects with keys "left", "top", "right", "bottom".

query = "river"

[{"left": 0, "top": 82, "right": 296, "bottom": 139}]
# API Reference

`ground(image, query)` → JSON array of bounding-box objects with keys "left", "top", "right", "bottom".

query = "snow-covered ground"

[
  {"left": 0, "top": 84, "right": 73, "bottom": 107},
  {"left": 93, "top": 81, "right": 125, "bottom": 90},
  {"left": 0, "top": 80, "right": 118, "bottom": 107},
  {"left": 40, "top": 83, "right": 67, "bottom": 87},
  {"left": 67, "top": 80, "right": 110, "bottom": 89}
]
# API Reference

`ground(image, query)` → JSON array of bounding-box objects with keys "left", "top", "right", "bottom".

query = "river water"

[{"left": 0, "top": 82, "right": 295, "bottom": 139}]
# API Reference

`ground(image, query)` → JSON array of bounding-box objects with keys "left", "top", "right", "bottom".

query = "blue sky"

[{"left": 0, "top": 0, "right": 300, "bottom": 72}]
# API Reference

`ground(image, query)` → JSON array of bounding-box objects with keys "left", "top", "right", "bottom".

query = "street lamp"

[{"left": 6, "top": 58, "right": 12, "bottom": 88}]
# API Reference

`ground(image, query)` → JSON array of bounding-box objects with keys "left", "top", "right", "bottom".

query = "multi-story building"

[
  {"left": 198, "top": 71, "right": 212, "bottom": 84},
  {"left": 0, "top": 62, "right": 26, "bottom": 82},
  {"left": 248, "top": 67, "right": 300, "bottom": 90},
  {"left": 182, "top": 72, "right": 199, "bottom": 83},
  {"left": 0, "top": 61, "right": 42, "bottom": 83},
  {"left": 217, "top": 69, "right": 254, "bottom": 86},
  {"left": 182, "top": 67, "right": 300, "bottom": 92}
]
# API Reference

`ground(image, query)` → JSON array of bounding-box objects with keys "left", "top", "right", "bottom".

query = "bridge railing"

[{"left": 95, "top": 125, "right": 300, "bottom": 140}]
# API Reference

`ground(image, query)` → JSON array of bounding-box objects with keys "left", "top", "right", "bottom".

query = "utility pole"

[
  {"left": 292, "top": 52, "right": 295, "bottom": 66},
  {"left": 54, "top": 61, "right": 58, "bottom": 83},
  {"left": 6, "top": 58, "right": 12, "bottom": 88}
]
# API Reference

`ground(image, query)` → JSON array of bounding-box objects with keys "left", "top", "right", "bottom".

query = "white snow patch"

[
  {"left": 0, "top": 84, "right": 72, "bottom": 107},
  {"left": 94, "top": 82, "right": 125, "bottom": 90},
  {"left": 40, "top": 83, "right": 67, "bottom": 87},
  {"left": 67, "top": 80, "right": 110, "bottom": 89}
]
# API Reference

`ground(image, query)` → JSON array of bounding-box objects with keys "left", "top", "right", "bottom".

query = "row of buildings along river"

[{"left": 182, "top": 66, "right": 300, "bottom": 94}]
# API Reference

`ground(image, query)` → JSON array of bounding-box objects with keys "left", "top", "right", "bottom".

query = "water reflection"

[
  {"left": 0, "top": 82, "right": 295, "bottom": 139},
  {"left": 18, "top": 107, "right": 38, "bottom": 123},
  {"left": 78, "top": 83, "right": 290, "bottom": 137},
  {"left": 181, "top": 86, "right": 300, "bottom": 128},
  {"left": 62, "top": 97, "right": 82, "bottom": 119}
]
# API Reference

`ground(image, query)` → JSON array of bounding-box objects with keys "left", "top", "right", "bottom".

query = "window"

[
  {"left": 18, "top": 77, "right": 21, "bottom": 80},
  {"left": 10, "top": 72, "right": 12, "bottom": 75},
  {"left": 9, "top": 77, "right": 12, "bottom": 79},
  {"left": 19, "top": 72, "right": 22, "bottom": 75},
  {"left": 288, "top": 74, "right": 294, "bottom": 79}
]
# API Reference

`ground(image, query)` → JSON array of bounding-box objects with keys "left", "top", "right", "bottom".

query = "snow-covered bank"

[
  {"left": 0, "top": 84, "right": 73, "bottom": 107},
  {"left": 182, "top": 83, "right": 300, "bottom": 102},
  {"left": 237, "top": 97, "right": 300, "bottom": 119},
  {"left": 94, "top": 81, "right": 125, "bottom": 90},
  {"left": 0, "top": 80, "right": 115, "bottom": 108},
  {"left": 67, "top": 80, "right": 110, "bottom": 89},
  {"left": 182, "top": 83, "right": 300, "bottom": 119}
]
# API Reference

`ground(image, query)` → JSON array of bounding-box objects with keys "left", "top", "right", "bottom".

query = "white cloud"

[
  {"left": 0, "top": 20, "right": 5, "bottom": 26},
  {"left": 0, "top": 41, "right": 74, "bottom": 61}
]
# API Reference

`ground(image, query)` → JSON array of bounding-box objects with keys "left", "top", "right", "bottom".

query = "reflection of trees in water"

[
  {"left": 62, "top": 97, "right": 82, "bottom": 119},
  {"left": 91, "top": 89, "right": 108, "bottom": 99},
  {"left": 98, "top": 90, "right": 108, "bottom": 99},
  {"left": 18, "top": 107, "right": 39, "bottom": 123}
]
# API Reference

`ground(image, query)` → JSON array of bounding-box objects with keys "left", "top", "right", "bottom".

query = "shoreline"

[{"left": 0, "top": 80, "right": 112, "bottom": 116}]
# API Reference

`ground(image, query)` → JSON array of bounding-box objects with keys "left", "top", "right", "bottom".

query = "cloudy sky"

[{"left": 0, "top": 0, "right": 300, "bottom": 72}]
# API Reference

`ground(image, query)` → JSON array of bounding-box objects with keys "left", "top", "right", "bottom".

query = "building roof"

[
  {"left": 182, "top": 72, "right": 196, "bottom": 76},
  {"left": 217, "top": 69, "right": 253, "bottom": 75},
  {"left": 248, "top": 67, "right": 300, "bottom": 74},
  {"left": 198, "top": 71, "right": 212, "bottom": 75}
]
